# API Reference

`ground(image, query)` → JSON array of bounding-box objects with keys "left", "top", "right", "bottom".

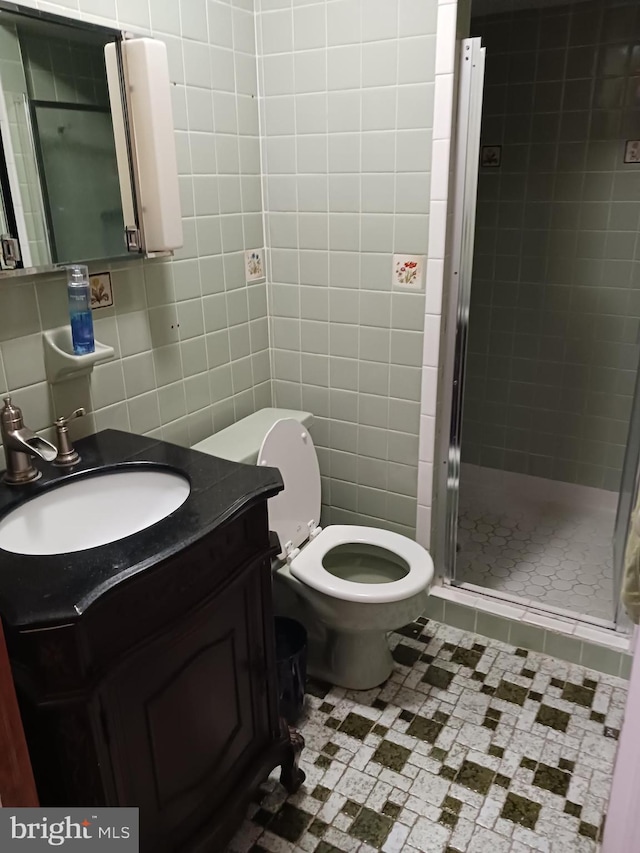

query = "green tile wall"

[
  {"left": 258, "top": 0, "right": 438, "bottom": 537},
  {"left": 464, "top": 1, "right": 640, "bottom": 491},
  {"left": 0, "top": 0, "right": 270, "bottom": 456}
]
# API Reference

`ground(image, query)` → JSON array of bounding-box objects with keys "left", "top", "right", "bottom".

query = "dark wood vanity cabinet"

[
  {"left": 6, "top": 500, "right": 304, "bottom": 853},
  {"left": 101, "top": 554, "right": 274, "bottom": 852},
  {"left": 0, "top": 621, "right": 38, "bottom": 808}
]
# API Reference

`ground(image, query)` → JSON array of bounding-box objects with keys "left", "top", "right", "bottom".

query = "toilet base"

[{"left": 309, "top": 629, "right": 394, "bottom": 691}]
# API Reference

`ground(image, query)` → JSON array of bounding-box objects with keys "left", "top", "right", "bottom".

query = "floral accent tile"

[
  {"left": 245, "top": 248, "right": 265, "bottom": 282},
  {"left": 393, "top": 254, "right": 424, "bottom": 290},
  {"left": 481, "top": 144, "right": 502, "bottom": 167},
  {"left": 89, "top": 271, "right": 113, "bottom": 309},
  {"left": 624, "top": 140, "right": 640, "bottom": 164}
]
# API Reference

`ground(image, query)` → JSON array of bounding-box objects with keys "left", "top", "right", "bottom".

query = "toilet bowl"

[{"left": 193, "top": 409, "right": 434, "bottom": 690}]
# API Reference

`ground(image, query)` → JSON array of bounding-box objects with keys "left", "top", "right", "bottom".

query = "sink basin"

[{"left": 0, "top": 468, "right": 191, "bottom": 555}]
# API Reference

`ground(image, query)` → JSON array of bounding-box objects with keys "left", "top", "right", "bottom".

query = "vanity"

[{"left": 0, "top": 429, "right": 305, "bottom": 852}]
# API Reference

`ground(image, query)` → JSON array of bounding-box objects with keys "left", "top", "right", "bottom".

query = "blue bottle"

[{"left": 67, "top": 265, "right": 95, "bottom": 355}]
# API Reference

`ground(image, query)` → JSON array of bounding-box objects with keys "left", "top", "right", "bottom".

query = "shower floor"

[{"left": 456, "top": 465, "right": 617, "bottom": 623}]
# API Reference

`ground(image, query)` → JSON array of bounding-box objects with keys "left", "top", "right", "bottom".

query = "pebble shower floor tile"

[
  {"left": 456, "top": 487, "right": 615, "bottom": 622},
  {"left": 226, "top": 620, "right": 627, "bottom": 853}
]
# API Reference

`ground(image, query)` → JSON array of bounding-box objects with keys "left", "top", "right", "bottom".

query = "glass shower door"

[{"left": 613, "top": 349, "right": 640, "bottom": 629}]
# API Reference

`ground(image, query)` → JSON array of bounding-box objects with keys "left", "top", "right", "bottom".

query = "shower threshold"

[{"left": 455, "top": 579, "right": 618, "bottom": 633}]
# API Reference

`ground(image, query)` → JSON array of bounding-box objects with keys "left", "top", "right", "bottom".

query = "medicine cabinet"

[{"left": 0, "top": 0, "right": 182, "bottom": 277}]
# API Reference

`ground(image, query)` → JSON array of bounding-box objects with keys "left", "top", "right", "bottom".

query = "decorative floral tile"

[
  {"left": 89, "top": 271, "right": 113, "bottom": 309},
  {"left": 624, "top": 140, "right": 640, "bottom": 164},
  {"left": 245, "top": 248, "right": 265, "bottom": 282},
  {"left": 227, "top": 618, "right": 627, "bottom": 853},
  {"left": 393, "top": 254, "right": 424, "bottom": 290},
  {"left": 481, "top": 145, "right": 502, "bottom": 167}
]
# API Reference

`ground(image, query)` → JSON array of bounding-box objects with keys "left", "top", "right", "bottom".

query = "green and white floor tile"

[{"left": 227, "top": 619, "right": 627, "bottom": 853}]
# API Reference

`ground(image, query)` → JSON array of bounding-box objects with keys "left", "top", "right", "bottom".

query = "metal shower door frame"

[{"left": 434, "top": 38, "right": 485, "bottom": 582}]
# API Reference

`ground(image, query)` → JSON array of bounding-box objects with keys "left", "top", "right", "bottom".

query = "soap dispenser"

[{"left": 67, "top": 265, "right": 95, "bottom": 355}]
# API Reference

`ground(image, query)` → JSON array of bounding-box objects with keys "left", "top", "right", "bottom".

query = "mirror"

[{"left": 0, "top": 3, "right": 130, "bottom": 274}]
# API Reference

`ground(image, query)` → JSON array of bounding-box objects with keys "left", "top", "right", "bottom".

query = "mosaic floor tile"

[
  {"left": 381, "top": 801, "right": 401, "bottom": 820},
  {"left": 423, "top": 666, "right": 455, "bottom": 690},
  {"left": 267, "top": 804, "right": 313, "bottom": 842},
  {"left": 311, "top": 786, "right": 331, "bottom": 803},
  {"left": 227, "top": 618, "right": 627, "bottom": 853},
  {"left": 562, "top": 682, "right": 595, "bottom": 708},
  {"left": 442, "top": 796, "right": 462, "bottom": 815},
  {"left": 533, "top": 763, "right": 571, "bottom": 797},
  {"left": 341, "top": 800, "right": 360, "bottom": 818},
  {"left": 339, "top": 713, "right": 374, "bottom": 739},
  {"left": 348, "top": 807, "right": 393, "bottom": 846},
  {"left": 439, "top": 810, "right": 458, "bottom": 828},
  {"left": 315, "top": 844, "right": 340, "bottom": 853},
  {"left": 456, "top": 760, "right": 495, "bottom": 795},
  {"left": 501, "top": 791, "right": 541, "bottom": 829},
  {"left": 535, "top": 703, "right": 570, "bottom": 732},
  {"left": 579, "top": 821, "right": 599, "bottom": 839},
  {"left": 308, "top": 818, "right": 327, "bottom": 838},
  {"left": 372, "top": 740, "right": 410, "bottom": 772},
  {"left": 494, "top": 679, "right": 528, "bottom": 706},
  {"left": 565, "top": 800, "right": 582, "bottom": 818},
  {"left": 392, "top": 643, "right": 422, "bottom": 666},
  {"left": 451, "top": 647, "right": 483, "bottom": 669},
  {"left": 407, "top": 714, "right": 443, "bottom": 744}
]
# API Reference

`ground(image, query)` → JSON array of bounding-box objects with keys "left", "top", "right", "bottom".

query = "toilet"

[{"left": 193, "top": 409, "right": 434, "bottom": 690}]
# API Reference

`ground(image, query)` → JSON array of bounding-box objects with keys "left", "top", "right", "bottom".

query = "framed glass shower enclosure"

[{"left": 436, "top": 35, "right": 638, "bottom": 632}]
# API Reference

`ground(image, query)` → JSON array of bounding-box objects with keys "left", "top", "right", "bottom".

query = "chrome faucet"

[
  {"left": 1, "top": 396, "right": 57, "bottom": 485},
  {"left": 53, "top": 408, "right": 85, "bottom": 467}
]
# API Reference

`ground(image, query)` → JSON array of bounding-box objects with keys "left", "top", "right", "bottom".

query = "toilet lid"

[{"left": 257, "top": 418, "right": 321, "bottom": 558}]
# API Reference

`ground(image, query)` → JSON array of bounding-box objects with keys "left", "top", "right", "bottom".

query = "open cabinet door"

[{"left": 0, "top": 620, "right": 38, "bottom": 807}]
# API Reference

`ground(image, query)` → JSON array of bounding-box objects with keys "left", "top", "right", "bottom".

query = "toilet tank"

[{"left": 192, "top": 408, "right": 314, "bottom": 465}]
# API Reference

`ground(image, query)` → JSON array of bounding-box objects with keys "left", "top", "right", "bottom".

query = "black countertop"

[{"left": 0, "top": 429, "right": 283, "bottom": 630}]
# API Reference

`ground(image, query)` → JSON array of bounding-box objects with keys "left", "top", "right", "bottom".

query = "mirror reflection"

[{"left": 0, "top": 9, "right": 125, "bottom": 271}]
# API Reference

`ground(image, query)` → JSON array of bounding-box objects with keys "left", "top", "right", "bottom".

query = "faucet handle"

[
  {"left": 1, "top": 395, "right": 23, "bottom": 431},
  {"left": 55, "top": 407, "right": 86, "bottom": 428},
  {"left": 53, "top": 408, "right": 86, "bottom": 467}
]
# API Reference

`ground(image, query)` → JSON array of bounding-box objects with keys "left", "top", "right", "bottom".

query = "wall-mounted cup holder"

[{"left": 43, "top": 326, "right": 114, "bottom": 384}]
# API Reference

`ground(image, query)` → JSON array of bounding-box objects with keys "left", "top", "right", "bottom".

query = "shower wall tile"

[
  {"left": 258, "top": 0, "right": 443, "bottom": 539},
  {"left": 465, "top": 1, "right": 640, "bottom": 491}
]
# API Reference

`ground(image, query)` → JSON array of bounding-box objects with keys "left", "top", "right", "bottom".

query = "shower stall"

[{"left": 439, "top": 0, "right": 640, "bottom": 631}]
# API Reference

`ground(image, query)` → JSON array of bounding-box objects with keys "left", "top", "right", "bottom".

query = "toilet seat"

[
  {"left": 258, "top": 418, "right": 322, "bottom": 560},
  {"left": 289, "top": 525, "right": 433, "bottom": 604},
  {"left": 258, "top": 419, "right": 434, "bottom": 602}
]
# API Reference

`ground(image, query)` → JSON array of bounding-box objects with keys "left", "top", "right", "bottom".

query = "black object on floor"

[{"left": 275, "top": 617, "right": 307, "bottom": 724}]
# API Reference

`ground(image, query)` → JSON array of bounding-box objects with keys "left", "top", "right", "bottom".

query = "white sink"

[{"left": 0, "top": 468, "right": 191, "bottom": 556}]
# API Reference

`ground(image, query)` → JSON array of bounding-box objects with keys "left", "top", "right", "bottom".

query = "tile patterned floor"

[
  {"left": 456, "top": 484, "right": 615, "bottom": 622},
  {"left": 227, "top": 619, "right": 626, "bottom": 853}
]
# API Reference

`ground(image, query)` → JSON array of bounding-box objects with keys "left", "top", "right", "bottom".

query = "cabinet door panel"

[
  {"left": 148, "top": 632, "right": 243, "bottom": 808},
  {"left": 101, "top": 562, "right": 270, "bottom": 852}
]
